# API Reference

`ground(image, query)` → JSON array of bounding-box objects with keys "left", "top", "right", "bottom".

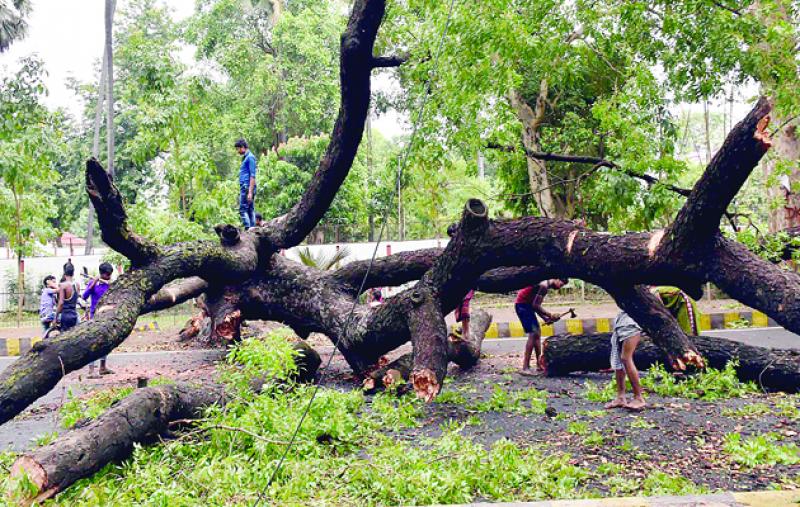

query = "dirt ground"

[{"left": 317, "top": 347, "right": 800, "bottom": 493}]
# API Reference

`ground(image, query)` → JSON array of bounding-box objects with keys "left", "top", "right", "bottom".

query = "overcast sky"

[{"left": 0, "top": 0, "right": 407, "bottom": 137}]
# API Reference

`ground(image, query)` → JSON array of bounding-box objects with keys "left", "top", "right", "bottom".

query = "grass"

[
  {"left": 723, "top": 433, "right": 800, "bottom": 468},
  {"left": 582, "top": 361, "right": 759, "bottom": 402}
]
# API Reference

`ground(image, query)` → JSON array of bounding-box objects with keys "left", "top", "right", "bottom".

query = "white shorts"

[{"left": 610, "top": 312, "right": 641, "bottom": 371}]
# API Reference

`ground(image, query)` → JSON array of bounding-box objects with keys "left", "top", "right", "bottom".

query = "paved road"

[
  {"left": 477, "top": 327, "right": 800, "bottom": 355},
  {"left": 0, "top": 349, "right": 225, "bottom": 452}
]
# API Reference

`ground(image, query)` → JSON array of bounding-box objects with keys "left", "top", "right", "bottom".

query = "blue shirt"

[{"left": 239, "top": 150, "right": 257, "bottom": 186}]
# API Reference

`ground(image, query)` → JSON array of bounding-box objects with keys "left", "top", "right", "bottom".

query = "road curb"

[
  {"left": 455, "top": 310, "right": 778, "bottom": 339},
  {"left": 433, "top": 490, "right": 800, "bottom": 506}
]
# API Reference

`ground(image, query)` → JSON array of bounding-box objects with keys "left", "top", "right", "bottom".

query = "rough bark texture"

[
  {"left": 11, "top": 384, "right": 226, "bottom": 502},
  {"left": 542, "top": 333, "right": 800, "bottom": 393},
  {"left": 9, "top": 341, "right": 320, "bottom": 502},
  {"left": 362, "top": 309, "right": 492, "bottom": 393}
]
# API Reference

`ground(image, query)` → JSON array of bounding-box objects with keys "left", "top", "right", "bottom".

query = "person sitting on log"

[
  {"left": 515, "top": 278, "right": 568, "bottom": 375},
  {"left": 453, "top": 289, "right": 475, "bottom": 341},
  {"left": 606, "top": 311, "right": 646, "bottom": 411}
]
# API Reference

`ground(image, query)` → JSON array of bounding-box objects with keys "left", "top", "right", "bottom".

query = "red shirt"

[
  {"left": 516, "top": 283, "right": 547, "bottom": 305},
  {"left": 515, "top": 286, "right": 536, "bottom": 304}
]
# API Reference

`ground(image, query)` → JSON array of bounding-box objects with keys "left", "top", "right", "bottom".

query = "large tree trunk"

[
  {"left": 508, "top": 85, "right": 557, "bottom": 217},
  {"left": 542, "top": 332, "right": 800, "bottom": 393},
  {"left": 9, "top": 342, "right": 320, "bottom": 502}
]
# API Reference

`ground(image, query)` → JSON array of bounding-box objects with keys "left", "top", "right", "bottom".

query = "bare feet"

[
  {"left": 99, "top": 367, "right": 114, "bottom": 376},
  {"left": 519, "top": 368, "right": 539, "bottom": 377},
  {"left": 87, "top": 368, "right": 100, "bottom": 380},
  {"left": 605, "top": 397, "right": 627, "bottom": 409},
  {"left": 624, "top": 397, "right": 646, "bottom": 411}
]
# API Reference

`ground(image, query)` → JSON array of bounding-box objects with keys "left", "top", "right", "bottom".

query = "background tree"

[{"left": 0, "top": 57, "right": 65, "bottom": 319}]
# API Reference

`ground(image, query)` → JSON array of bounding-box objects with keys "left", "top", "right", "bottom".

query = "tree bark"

[
  {"left": 541, "top": 332, "right": 800, "bottom": 393},
  {"left": 85, "top": 45, "right": 108, "bottom": 255},
  {"left": 508, "top": 85, "right": 556, "bottom": 217},
  {"left": 104, "top": 0, "right": 116, "bottom": 178},
  {"left": 363, "top": 309, "right": 492, "bottom": 392},
  {"left": 9, "top": 341, "right": 320, "bottom": 502}
]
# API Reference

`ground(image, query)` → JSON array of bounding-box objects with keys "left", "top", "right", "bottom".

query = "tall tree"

[{"left": 0, "top": 57, "right": 64, "bottom": 320}]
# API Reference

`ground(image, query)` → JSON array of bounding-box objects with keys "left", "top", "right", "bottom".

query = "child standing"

[
  {"left": 606, "top": 311, "right": 645, "bottom": 411},
  {"left": 39, "top": 275, "right": 58, "bottom": 333},
  {"left": 83, "top": 262, "right": 115, "bottom": 377}
]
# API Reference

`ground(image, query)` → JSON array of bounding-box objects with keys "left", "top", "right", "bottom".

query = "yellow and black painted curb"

[
  {"left": 453, "top": 310, "right": 778, "bottom": 339},
  {"left": 0, "top": 321, "right": 159, "bottom": 356}
]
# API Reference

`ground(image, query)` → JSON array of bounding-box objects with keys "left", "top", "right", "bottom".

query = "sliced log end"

[
  {"left": 382, "top": 369, "right": 404, "bottom": 388},
  {"left": 9, "top": 455, "right": 51, "bottom": 503},
  {"left": 673, "top": 349, "right": 705, "bottom": 371},
  {"left": 213, "top": 310, "right": 242, "bottom": 342},
  {"left": 410, "top": 368, "right": 440, "bottom": 402},
  {"left": 362, "top": 378, "right": 376, "bottom": 391},
  {"left": 755, "top": 114, "right": 772, "bottom": 149}
]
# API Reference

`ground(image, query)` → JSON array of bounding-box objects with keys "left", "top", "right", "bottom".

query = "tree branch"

[
  {"left": 659, "top": 97, "right": 772, "bottom": 258},
  {"left": 267, "top": 0, "right": 386, "bottom": 248},
  {"left": 486, "top": 142, "right": 693, "bottom": 197},
  {"left": 85, "top": 158, "right": 160, "bottom": 266},
  {"left": 371, "top": 54, "right": 407, "bottom": 68}
]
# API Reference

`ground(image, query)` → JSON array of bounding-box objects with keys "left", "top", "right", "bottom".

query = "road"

[
  {"left": 476, "top": 327, "right": 800, "bottom": 355},
  {"left": 0, "top": 328, "right": 796, "bottom": 452},
  {"left": 0, "top": 349, "right": 224, "bottom": 452}
]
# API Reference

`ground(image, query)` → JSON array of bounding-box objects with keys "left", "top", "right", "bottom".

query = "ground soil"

[
  {"left": 3, "top": 320, "right": 798, "bottom": 494},
  {"left": 319, "top": 346, "right": 800, "bottom": 494}
]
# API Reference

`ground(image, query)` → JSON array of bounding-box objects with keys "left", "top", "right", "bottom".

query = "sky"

[{"left": 0, "top": 0, "right": 407, "bottom": 138}]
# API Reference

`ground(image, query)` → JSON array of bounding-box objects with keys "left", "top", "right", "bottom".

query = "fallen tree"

[
  {"left": 0, "top": 0, "right": 797, "bottom": 429},
  {"left": 8, "top": 342, "right": 321, "bottom": 503},
  {"left": 542, "top": 333, "right": 800, "bottom": 393},
  {"left": 362, "top": 308, "right": 492, "bottom": 393}
]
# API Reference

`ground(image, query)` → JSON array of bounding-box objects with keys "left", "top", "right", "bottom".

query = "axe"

[{"left": 553, "top": 308, "right": 577, "bottom": 321}]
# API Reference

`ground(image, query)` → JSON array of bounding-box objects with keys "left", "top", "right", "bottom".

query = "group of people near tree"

[
  {"left": 39, "top": 259, "right": 115, "bottom": 378},
  {"left": 454, "top": 280, "right": 699, "bottom": 412}
]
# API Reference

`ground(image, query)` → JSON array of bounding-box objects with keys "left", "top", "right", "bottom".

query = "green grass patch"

[{"left": 723, "top": 432, "right": 800, "bottom": 468}]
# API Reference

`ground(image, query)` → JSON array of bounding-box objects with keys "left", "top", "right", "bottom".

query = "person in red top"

[{"left": 515, "top": 278, "right": 568, "bottom": 375}]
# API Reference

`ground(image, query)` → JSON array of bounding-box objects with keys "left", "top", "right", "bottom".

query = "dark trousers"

[{"left": 239, "top": 184, "right": 256, "bottom": 229}]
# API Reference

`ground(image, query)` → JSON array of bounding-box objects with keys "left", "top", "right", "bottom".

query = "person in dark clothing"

[
  {"left": 235, "top": 138, "right": 257, "bottom": 229},
  {"left": 56, "top": 261, "right": 80, "bottom": 332}
]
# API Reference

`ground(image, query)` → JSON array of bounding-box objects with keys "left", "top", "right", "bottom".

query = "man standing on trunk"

[{"left": 235, "top": 138, "right": 257, "bottom": 229}]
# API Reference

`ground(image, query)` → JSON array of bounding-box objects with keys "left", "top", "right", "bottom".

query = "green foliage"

[
  {"left": 61, "top": 387, "right": 134, "bottom": 429},
  {"left": 583, "top": 381, "right": 616, "bottom": 402},
  {"left": 722, "top": 403, "right": 772, "bottom": 418},
  {"left": 582, "top": 362, "right": 758, "bottom": 402},
  {"left": 724, "top": 432, "right": 800, "bottom": 468},
  {"left": 467, "top": 386, "right": 547, "bottom": 415},
  {"left": 297, "top": 245, "right": 351, "bottom": 271},
  {"left": 630, "top": 417, "right": 656, "bottom": 430},
  {"left": 582, "top": 431, "right": 605, "bottom": 447},
  {"left": 0, "top": 56, "right": 64, "bottom": 258},
  {"left": 567, "top": 421, "right": 589, "bottom": 436},
  {"left": 604, "top": 471, "right": 708, "bottom": 497},
  {"left": 642, "top": 362, "right": 759, "bottom": 400}
]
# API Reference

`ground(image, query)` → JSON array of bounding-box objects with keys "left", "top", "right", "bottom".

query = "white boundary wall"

[{"left": 0, "top": 240, "right": 449, "bottom": 311}]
